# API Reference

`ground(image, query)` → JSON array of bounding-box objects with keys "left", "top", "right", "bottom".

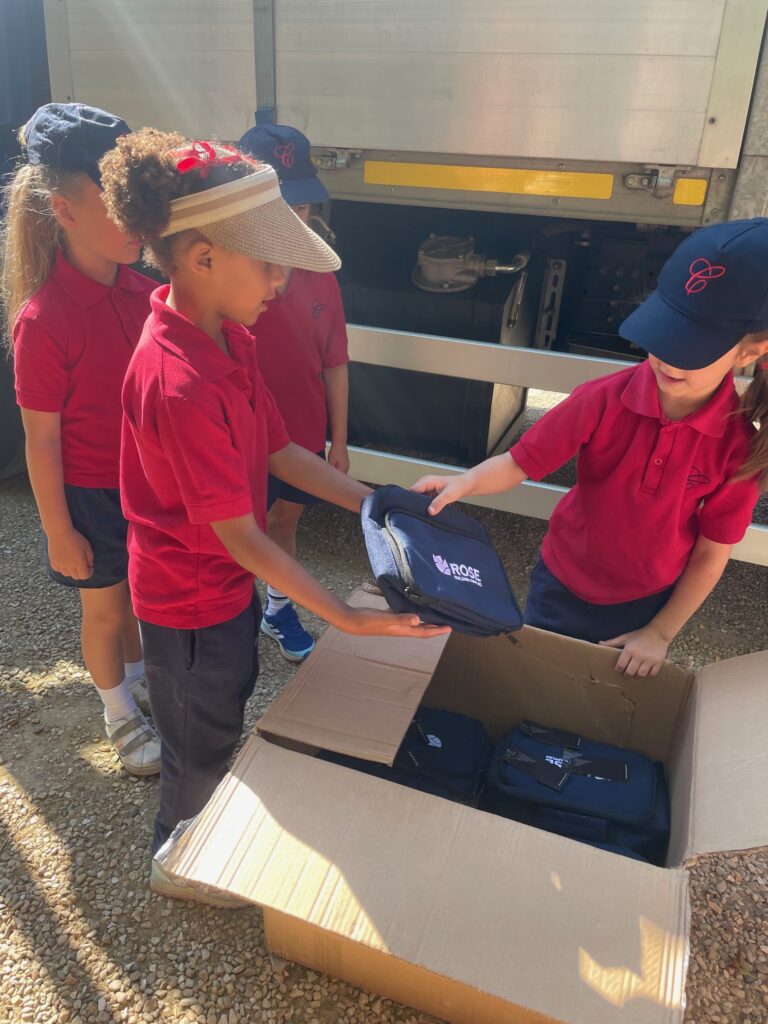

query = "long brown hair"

[
  {"left": 737, "top": 365, "right": 768, "bottom": 480},
  {"left": 0, "top": 149, "right": 84, "bottom": 341}
]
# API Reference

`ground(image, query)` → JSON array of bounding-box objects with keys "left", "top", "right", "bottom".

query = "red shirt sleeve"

[
  {"left": 13, "top": 315, "right": 69, "bottom": 412},
  {"left": 698, "top": 469, "right": 760, "bottom": 545},
  {"left": 155, "top": 397, "right": 255, "bottom": 525},
  {"left": 510, "top": 380, "right": 605, "bottom": 481},
  {"left": 261, "top": 382, "right": 291, "bottom": 454},
  {"left": 321, "top": 276, "right": 349, "bottom": 370}
]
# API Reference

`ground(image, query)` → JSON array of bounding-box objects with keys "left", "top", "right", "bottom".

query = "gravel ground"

[{"left": 1, "top": 449, "right": 767, "bottom": 1024}]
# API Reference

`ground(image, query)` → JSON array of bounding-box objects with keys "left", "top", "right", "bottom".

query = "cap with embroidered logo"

[
  {"left": 619, "top": 217, "right": 768, "bottom": 370},
  {"left": 24, "top": 103, "right": 130, "bottom": 187},
  {"left": 237, "top": 124, "right": 329, "bottom": 206}
]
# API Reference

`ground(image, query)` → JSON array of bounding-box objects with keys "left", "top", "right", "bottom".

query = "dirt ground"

[{"left": 1, "top": 467, "right": 767, "bottom": 1024}]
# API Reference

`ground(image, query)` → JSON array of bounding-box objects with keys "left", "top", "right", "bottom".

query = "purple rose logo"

[{"left": 433, "top": 554, "right": 451, "bottom": 575}]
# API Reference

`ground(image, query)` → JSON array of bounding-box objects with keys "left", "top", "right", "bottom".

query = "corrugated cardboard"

[
  {"left": 257, "top": 588, "right": 449, "bottom": 762},
  {"left": 160, "top": 591, "right": 768, "bottom": 1024},
  {"left": 262, "top": 910, "right": 555, "bottom": 1024},
  {"left": 163, "top": 739, "right": 688, "bottom": 1024},
  {"left": 672, "top": 651, "right": 768, "bottom": 860}
]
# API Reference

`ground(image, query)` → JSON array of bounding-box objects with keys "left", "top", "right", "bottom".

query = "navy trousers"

[
  {"left": 140, "top": 593, "right": 261, "bottom": 855},
  {"left": 524, "top": 556, "right": 674, "bottom": 645}
]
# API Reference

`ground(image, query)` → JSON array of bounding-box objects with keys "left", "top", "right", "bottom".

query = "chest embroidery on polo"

[
  {"left": 686, "top": 467, "right": 711, "bottom": 489},
  {"left": 311, "top": 300, "right": 326, "bottom": 320}
]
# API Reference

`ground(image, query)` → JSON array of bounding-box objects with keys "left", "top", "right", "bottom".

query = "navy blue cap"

[
  {"left": 237, "top": 123, "right": 329, "bottom": 206},
  {"left": 619, "top": 218, "right": 768, "bottom": 370},
  {"left": 24, "top": 103, "right": 130, "bottom": 186}
]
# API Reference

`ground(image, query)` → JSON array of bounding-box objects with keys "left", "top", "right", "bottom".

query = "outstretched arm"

[
  {"left": 268, "top": 441, "right": 370, "bottom": 511},
  {"left": 413, "top": 377, "right": 604, "bottom": 513},
  {"left": 212, "top": 513, "right": 449, "bottom": 638},
  {"left": 411, "top": 453, "right": 528, "bottom": 514}
]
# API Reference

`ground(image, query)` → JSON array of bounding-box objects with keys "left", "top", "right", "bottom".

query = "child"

[
  {"left": 98, "top": 130, "right": 447, "bottom": 904},
  {"left": 1, "top": 104, "right": 161, "bottom": 775},
  {"left": 237, "top": 123, "right": 349, "bottom": 662},
  {"left": 414, "top": 219, "right": 768, "bottom": 678}
]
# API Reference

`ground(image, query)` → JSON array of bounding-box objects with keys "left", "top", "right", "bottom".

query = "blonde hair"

[{"left": 0, "top": 155, "right": 84, "bottom": 341}]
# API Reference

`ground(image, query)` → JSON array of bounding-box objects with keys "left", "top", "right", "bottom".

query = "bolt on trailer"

[{"left": 35, "top": 0, "right": 768, "bottom": 564}]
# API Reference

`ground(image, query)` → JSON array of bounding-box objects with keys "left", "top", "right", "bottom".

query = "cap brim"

[
  {"left": 279, "top": 174, "right": 330, "bottom": 206},
  {"left": 26, "top": 152, "right": 103, "bottom": 186},
  {"left": 203, "top": 197, "right": 340, "bottom": 274},
  {"left": 619, "top": 291, "right": 740, "bottom": 370}
]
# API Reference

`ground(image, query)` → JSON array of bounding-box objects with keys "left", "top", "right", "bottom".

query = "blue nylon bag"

[
  {"left": 361, "top": 485, "right": 522, "bottom": 637},
  {"left": 317, "top": 707, "right": 492, "bottom": 806},
  {"left": 482, "top": 721, "right": 670, "bottom": 864}
]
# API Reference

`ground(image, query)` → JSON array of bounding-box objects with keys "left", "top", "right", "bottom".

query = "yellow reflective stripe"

[
  {"left": 673, "top": 178, "right": 708, "bottom": 206},
  {"left": 364, "top": 161, "right": 614, "bottom": 200}
]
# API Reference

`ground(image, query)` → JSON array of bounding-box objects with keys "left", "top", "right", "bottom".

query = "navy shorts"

[
  {"left": 267, "top": 448, "right": 326, "bottom": 509},
  {"left": 524, "top": 555, "right": 674, "bottom": 645},
  {"left": 43, "top": 484, "right": 128, "bottom": 590}
]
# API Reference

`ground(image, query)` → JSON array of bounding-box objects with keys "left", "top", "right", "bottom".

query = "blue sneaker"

[{"left": 261, "top": 603, "right": 315, "bottom": 662}]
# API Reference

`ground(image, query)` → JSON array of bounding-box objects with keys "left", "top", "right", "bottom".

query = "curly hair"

[{"left": 99, "top": 128, "right": 260, "bottom": 272}]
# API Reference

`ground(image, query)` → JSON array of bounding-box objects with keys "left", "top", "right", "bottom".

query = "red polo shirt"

[
  {"left": 121, "top": 287, "right": 290, "bottom": 629},
  {"left": 13, "top": 250, "right": 154, "bottom": 487},
  {"left": 253, "top": 269, "right": 348, "bottom": 452},
  {"left": 510, "top": 361, "right": 759, "bottom": 604}
]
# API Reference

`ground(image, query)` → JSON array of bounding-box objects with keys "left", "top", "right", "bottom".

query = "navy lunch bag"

[
  {"left": 361, "top": 484, "right": 523, "bottom": 637},
  {"left": 482, "top": 721, "right": 670, "bottom": 864},
  {"left": 318, "top": 707, "right": 492, "bottom": 806}
]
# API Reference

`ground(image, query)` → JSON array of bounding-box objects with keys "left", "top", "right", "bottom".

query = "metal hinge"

[
  {"left": 623, "top": 167, "right": 677, "bottom": 193},
  {"left": 313, "top": 148, "right": 362, "bottom": 171}
]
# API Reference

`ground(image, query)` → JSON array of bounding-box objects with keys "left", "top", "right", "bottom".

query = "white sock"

[
  {"left": 124, "top": 658, "right": 145, "bottom": 683},
  {"left": 97, "top": 679, "right": 137, "bottom": 723},
  {"left": 266, "top": 586, "right": 290, "bottom": 617}
]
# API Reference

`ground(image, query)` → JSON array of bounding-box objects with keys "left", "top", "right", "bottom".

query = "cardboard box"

[{"left": 159, "top": 591, "right": 768, "bottom": 1024}]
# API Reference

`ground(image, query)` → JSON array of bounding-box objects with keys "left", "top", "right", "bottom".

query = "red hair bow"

[{"left": 174, "top": 141, "right": 241, "bottom": 178}]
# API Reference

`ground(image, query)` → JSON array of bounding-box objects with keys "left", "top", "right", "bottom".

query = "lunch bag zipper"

[{"left": 382, "top": 517, "right": 426, "bottom": 604}]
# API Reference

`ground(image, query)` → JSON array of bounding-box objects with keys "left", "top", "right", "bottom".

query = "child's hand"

[
  {"left": 411, "top": 474, "right": 469, "bottom": 515},
  {"left": 342, "top": 606, "right": 451, "bottom": 639},
  {"left": 328, "top": 443, "right": 350, "bottom": 474},
  {"left": 600, "top": 626, "right": 669, "bottom": 678},
  {"left": 47, "top": 527, "right": 94, "bottom": 581}
]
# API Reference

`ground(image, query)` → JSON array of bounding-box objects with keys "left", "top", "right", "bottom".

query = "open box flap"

[
  {"left": 257, "top": 591, "right": 449, "bottom": 763},
  {"left": 162, "top": 737, "right": 689, "bottom": 1024},
  {"left": 672, "top": 650, "right": 768, "bottom": 861}
]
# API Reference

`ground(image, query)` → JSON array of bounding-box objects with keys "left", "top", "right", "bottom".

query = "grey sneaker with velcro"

[{"left": 104, "top": 708, "right": 161, "bottom": 776}]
